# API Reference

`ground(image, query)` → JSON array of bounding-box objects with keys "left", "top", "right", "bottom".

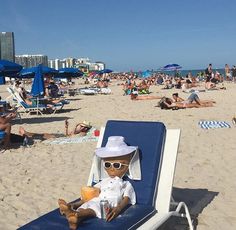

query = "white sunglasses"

[{"left": 103, "top": 161, "right": 129, "bottom": 170}]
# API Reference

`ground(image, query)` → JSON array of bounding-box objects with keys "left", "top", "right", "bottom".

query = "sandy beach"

[{"left": 0, "top": 80, "right": 236, "bottom": 230}]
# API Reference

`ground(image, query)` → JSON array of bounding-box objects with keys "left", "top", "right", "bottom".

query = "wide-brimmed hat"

[
  {"left": 79, "top": 121, "right": 92, "bottom": 128},
  {"left": 95, "top": 136, "right": 137, "bottom": 158}
]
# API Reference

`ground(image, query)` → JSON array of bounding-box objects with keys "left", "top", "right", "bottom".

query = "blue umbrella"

[
  {"left": 31, "top": 64, "right": 45, "bottom": 97},
  {"left": 98, "top": 69, "right": 113, "bottom": 74},
  {"left": 56, "top": 67, "right": 83, "bottom": 78},
  {"left": 141, "top": 70, "right": 152, "bottom": 78},
  {"left": 0, "top": 59, "right": 23, "bottom": 76},
  {"left": 160, "top": 63, "right": 182, "bottom": 71},
  {"left": 19, "top": 66, "right": 58, "bottom": 78}
]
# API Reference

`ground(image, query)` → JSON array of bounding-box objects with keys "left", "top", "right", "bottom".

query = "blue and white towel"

[
  {"left": 199, "top": 120, "right": 231, "bottom": 129},
  {"left": 44, "top": 128, "right": 99, "bottom": 144},
  {"left": 45, "top": 135, "right": 99, "bottom": 144}
]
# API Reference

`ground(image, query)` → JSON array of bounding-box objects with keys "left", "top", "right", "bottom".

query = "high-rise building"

[
  {"left": 15, "top": 54, "right": 48, "bottom": 68},
  {"left": 48, "top": 57, "right": 106, "bottom": 72},
  {"left": 0, "top": 32, "right": 15, "bottom": 62}
]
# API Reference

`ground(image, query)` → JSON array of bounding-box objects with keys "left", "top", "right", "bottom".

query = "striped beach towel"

[{"left": 199, "top": 121, "right": 231, "bottom": 129}]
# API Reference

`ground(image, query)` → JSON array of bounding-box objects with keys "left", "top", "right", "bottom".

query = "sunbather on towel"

[
  {"left": 18, "top": 120, "right": 92, "bottom": 141},
  {"left": 58, "top": 136, "right": 141, "bottom": 230}
]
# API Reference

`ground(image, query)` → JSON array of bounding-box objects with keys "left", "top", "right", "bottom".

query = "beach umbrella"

[
  {"left": 31, "top": 64, "right": 45, "bottom": 97},
  {"left": 56, "top": 67, "right": 84, "bottom": 78},
  {"left": 19, "top": 66, "right": 58, "bottom": 78},
  {"left": 0, "top": 59, "right": 23, "bottom": 76},
  {"left": 160, "top": 63, "right": 182, "bottom": 71},
  {"left": 98, "top": 69, "right": 113, "bottom": 74},
  {"left": 141, "top": 70, "right": 152, "bottom": 78}
]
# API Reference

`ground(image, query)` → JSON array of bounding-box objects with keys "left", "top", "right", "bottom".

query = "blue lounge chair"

[
  {"left": 7, "top": 87, "right": 64, "bottom": 115},
  {"left": 18, "top": 120, "right": 193, "bottom": 230}
]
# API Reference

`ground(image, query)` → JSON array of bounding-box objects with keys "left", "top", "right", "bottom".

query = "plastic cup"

[{"left": 94, "top": 129, "right": 100, "bottom": 137}]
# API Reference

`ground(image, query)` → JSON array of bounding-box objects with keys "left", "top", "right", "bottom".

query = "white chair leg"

[{"left": 175, "top": 202, "right": 194, "bottom": 230}]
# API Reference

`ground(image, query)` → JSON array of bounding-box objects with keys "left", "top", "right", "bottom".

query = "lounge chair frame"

[{"left": 7, "top": 87, "right": 63, "bottom": 115}]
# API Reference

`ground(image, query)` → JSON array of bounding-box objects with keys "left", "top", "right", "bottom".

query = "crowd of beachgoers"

[
  {"left": 1, "top": 63, "right": 236, "bottom": 152},
  {"left": 0, "top": 63, "right": 236, "bottom": 229}
]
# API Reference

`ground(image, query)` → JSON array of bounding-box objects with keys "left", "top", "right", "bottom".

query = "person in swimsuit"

[
  {"left": 159, "top": 93, "right": 215, "bottom": 109},
  {"left": 0, "top": 112, "right": 17, "bottom": 151},
  {"left": 18, "top": 120, "right": 92, "bottom": 141}
]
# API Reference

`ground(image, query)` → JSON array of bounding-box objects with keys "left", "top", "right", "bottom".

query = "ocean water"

[
  {"left": 139, "top": 68, "right": 226, "bottom": 78},
  {"left": 177, "top": 68, "right": 225, "bottom": 77}
]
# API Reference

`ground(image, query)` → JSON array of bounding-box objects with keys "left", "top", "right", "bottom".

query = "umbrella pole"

[{"left": 37, "top": 97, "right": 39, "bottom": 115}]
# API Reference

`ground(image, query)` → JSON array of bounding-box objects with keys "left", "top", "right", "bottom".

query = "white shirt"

[
  {"left": 94, "top": 176, "right": 136, "bottom": 207},
  {"left": 78, "top": 176, "right": 136, "bottom": 218}
]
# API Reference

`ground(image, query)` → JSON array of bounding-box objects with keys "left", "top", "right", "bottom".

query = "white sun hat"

[
  {"left": 93, "top": 136, "right": 141, "bottom": 181},
  {"left": 95, "top": 136, "right": 137, "bottom": 158}
]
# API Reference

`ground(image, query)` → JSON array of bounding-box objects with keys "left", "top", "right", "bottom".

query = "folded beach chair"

[
  {"left": 79, "top": 87, "right": 99, "bottom": 95},
  {"left": 18, "top": 120, "right": 193, "bottom": 230},
  {"left": 99, "top": 87, "right": 112, "bottom": 95},
  {"left": 7, "top": 87, "right": 64, "bottom": 115}
]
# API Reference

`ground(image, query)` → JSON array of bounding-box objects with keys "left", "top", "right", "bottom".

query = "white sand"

[{"left": 0, "top": 80, "right": 236, "bottom": 229}]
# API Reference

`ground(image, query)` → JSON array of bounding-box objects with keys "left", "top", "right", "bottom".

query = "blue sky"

[{"left": 1, "top": 0, "right": 236, "bottom": 71}]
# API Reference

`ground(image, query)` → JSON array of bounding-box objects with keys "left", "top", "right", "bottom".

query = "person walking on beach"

[
  {"left": 225, "top": 64, "right": 231, "bottom": 81},
  {"left": 232, "top": 65, "right": 236, "bottom": 83},
  {"left": 205, "top": 63, "right": 213, "bottom": 81}
]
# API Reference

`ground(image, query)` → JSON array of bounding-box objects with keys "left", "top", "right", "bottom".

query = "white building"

[
  {"left": 48, "top": 57, "right": 106, "bottom": 72},
  {"left": 15, "top": 54, "right": 48, "bottom": 68}
]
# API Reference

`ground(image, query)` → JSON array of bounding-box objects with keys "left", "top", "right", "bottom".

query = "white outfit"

[{"left": 78, "top": 176, "right": 136, "bottom": 218}]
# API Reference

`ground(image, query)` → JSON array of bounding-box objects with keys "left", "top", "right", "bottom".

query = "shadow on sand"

[
  {"left": 12, "top": 116, "right": 72, "bottom": 125},
  {"left": 158, "top": 187, "right": 219, "bottom": 230}
]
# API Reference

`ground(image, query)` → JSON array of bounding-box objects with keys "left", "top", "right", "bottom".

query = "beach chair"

[
  {"left": 18, "top": 120, "right": 193, "bottom": 230},
  {"left": 7, "top": 87, "right": 64, "bottom": 115},
  {"left": 79, "top": 87, "right": 99, "bottom": 95}
]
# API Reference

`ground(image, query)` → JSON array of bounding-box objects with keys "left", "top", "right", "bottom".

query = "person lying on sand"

[
  {"left": 158, "top": 92, "right": 215, "bottom": 110},
  {"left": 172, "top": 92, "right": 216, "bottom": 105},
  {"left": 18, "top": 120, "right": 92, "bottom": 141},
  {"left": 205, "top": 81, "right": 226, "bottom": 90},
  {"left": 1, "top": 120, "right": 92, "bottom": 151}
]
